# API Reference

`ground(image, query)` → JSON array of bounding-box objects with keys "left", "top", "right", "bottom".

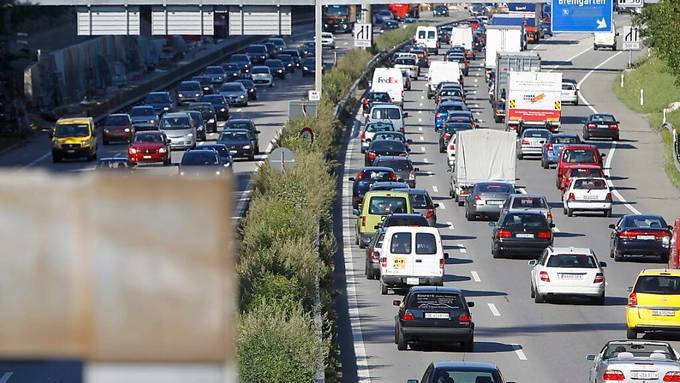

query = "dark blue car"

[
  {"left": 541, "top": 133, "right": 581, "bottom": 169},
  {"left": 217, "top": 129, "right": 256, "bottom": 160},
  {"left": 144, "top": 91, "right": 174, "bottom": 113},
  {"left": 610, "top": 214, "right": 673, "bottom": 262},
  {"left": 348, "top": 166, "right": 399, "bottom": 209},
  {"left": 434, "top": 100, "right": 469, "bottom": 130}
]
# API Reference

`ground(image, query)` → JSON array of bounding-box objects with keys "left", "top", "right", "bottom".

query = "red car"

[
  {"left": 102, "top": 113, "right": 134, "bottom": 144},
  {"left": 667, "top": 217, "right": 680, "bottom": 269},
  {"left": 559, "top": 165, "right": 606, "bottom": 194},
  {"left": 556, "top": 145, "right": 604, "bottom": 189},
  {"left": 128, "top": 131, "right": 171, "bottom": 166}
]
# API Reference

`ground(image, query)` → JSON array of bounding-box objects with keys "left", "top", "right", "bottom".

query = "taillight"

[
  {"left": 443, "top": 133, "right": 451, "bottom": 140},
  {"left": 663, "top": 372, "right": 680, "bottom": 382},
  {"left": 370, "top": 250, "right": 379, "bottom": 261},
  {"left": 539, "top": 271, "right": 550, "bottom": 282},
  {"left": 368, "top": 152, "right": 377, "bottom": 160},
  {"left": 357, "top": 171, "right": 365, "bottom": 180},
  {"left": 568, "top": 192, "right": 576, "bottom": 201},
  {"left": 436, "top": 112, "right": 442, "bottom": 119},
  {"left": 547, "top": 211, "right": 553, "bottom": 220},
  {"left": 449, "top": 144, "right": 456, "bottom": 151},
  {"left": 587, "top": 123, "right": 596, "bottom": 129},
  {"left": 498, "top": 230, "right": 512, "bottom": 238},
  {"left": 361, "top": 131, "right": 366, "bottom": 140},
  {"left": 628, "top": 292, "right": 637, "bottom": 307},
  {"left": 619, "top": 230, "right": 638, "bottom": 238},
  {"left": 537, "top": 231, "right": 552, "bottom": 239},
  {"left": 602, "top": 370, "right": 625, "bottom": 381},
  {"left": 380, "top": 256, "right": 387, "bottom": 268},
  {"left": 605, "top": 192, "right": 612, "bottom": 202},
  {"left": 390, "top": 173, "right": 397, "bottom": 181},
  {"left": 426, "top": 208, "right": 435, "bottom": 219},
  {"left": 427, "top": 76, "right": 432, "bottom": 82},
  {"left": 401, "top": 311, "right": 415, "bottom": 321},
  {"left": 610, "top": 124, "right": 619, "bottom": 130},
  {"left": 458, "top": 313, "right": 471, "bottom": 325},
  {"left": 437, "top": 96, "right": 441, "bottom": 103},
  {"left": 361, "top": 97, "right": 368, "bottom": 105},
  {"left": 439, "top": 257, "right": 445, "bottom": 272},
  {"left": 547, "top": 143, "right": 553, "bottom": 151},
  {"left": 594, "top": 273, "right": 604, "bottom": 284},
  {"left": 473, "top": 195, "right": 481, "bottom": 201}
]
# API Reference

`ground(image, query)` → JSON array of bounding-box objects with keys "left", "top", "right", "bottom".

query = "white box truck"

[
  {"left": 485, "top": 25, "right": 523, "bottom": 78},
  {"left": 451, "top": 26, "right": 475, "bottom": 59},
  {"left": 505, "top": 71, "right": 563, "bottom": 133},
  {"left": 426, "top": 61, "right": 462, "bottom": 99},
  {"left": 491, "top": 51, "right": 542, "bottom": 123},
  {"left": 448, "top": 129, "right": 517, "bottom": 205}
]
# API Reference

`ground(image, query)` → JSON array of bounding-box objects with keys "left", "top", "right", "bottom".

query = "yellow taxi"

[
  {"left": 626, "top": 269, "right": 680, "bottom": 339},
  {"left": 354, "top": 190, "right": 412, "bottom": 249},
  {"left": 50, "top": 117, "right": 98, "bottom": 163}
]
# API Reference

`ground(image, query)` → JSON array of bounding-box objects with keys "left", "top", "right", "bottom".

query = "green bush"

[
  {"left": 247, "top": 274, "right": 304, "bottom": 314},
  {"left": 373, "top": 24, "right": 418, "bottom": 53},
  {"left": 238, "top": 302, "right": 326, "bottom": 383}
]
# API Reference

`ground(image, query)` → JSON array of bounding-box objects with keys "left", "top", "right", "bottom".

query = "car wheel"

[
  {"left": 164, "top": 158, "right": 171, "bottom": 166},
  {"left": 396, "top": 326, "right": 407, "bottom": 350},
  {"left": 359, "top": 240, "right": 366, "bottom": 249},
  {"left": 567, "top": 208, "right": 574, "bottom": 217},
  {"left": 593, "top": 45, "right": 598, "bottom": 50},
  {"left": 462, "top": 335, "right": 474, "bottom": 352},
  {"left": 594, "top": 293, "right": 605, "bottom": 305},
  {"left": 583, "top": 130, "right": 590, "bottom": 140},
  {"left": 574, "top": 98, "right": 579, "bottom": 106},
  {"left": 381, "top": 282, "right": 388, "bottom": 295},
  {"left": 492, "top": 244, "right": 501, "bottom": 259},
  {"left": 517, "top": 152, "right": 523, "bottom": 160},
  {"left": 563, "top": 205, "right": 567, "bottom": 215},
  {"left": 626, "top": 327, "right": 637, "bottom": 339},
  {"left": 604, "top": 209, "right": 612, "bottom": 217},
  {"left": 530, "top": 283, "right": 535, "bottom": 298},
  {"left": 614, "top": 135, "right": 620, "bottom": 141},
  {"left": 365, "top": 263, "right": 372, "bottom": 279},
  {"left": 541, "top": 158, "right": 548, "bottom": 169},
  {"left": 249, "top": 153, "right": 255, "bottom": 161},
  {"left": 614, "top": 250, "right": 624, "bottom": 262},
  {"left": 355, "top": 234, "right": 359, "bottom": 246},
  {"left": 439, "top": 145, "right": 445, "bottom": 153},
  {"left": 534, "top": 291, "right": 545, "bottom": 303},
  {"left": 493, "top": 115, "right": 501, "bottom": 123}
]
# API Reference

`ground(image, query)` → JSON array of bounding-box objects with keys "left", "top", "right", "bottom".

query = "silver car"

[
  {"left": 251, "top": 65, "right": 274, "bottom": 87},
  {"left": 159, "top": 112, "right": 196, "bottom": 150},
  {"left": 393, "top": 188, "right": 439, "bottom": 227},
  {"left": 517, "top": 128, "right": 551, "bottom": 159},
  {"left": 587, "top": 340, "right": 680, "bottom": 383},
  {"left": 501, "top": 193, "right": 553, "bottom": 225},
  {"left": 464, "top": 182, "right": 515, "bottom": 221}
]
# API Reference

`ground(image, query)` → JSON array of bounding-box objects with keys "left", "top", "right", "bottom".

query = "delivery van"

[
  {"left": 372, "top": 68, "right": 404, "bottom": 105},
  {"left": 427, "top": 61, "right": 462, "bottom": 99},
  {"left": 50, "top": 117, "right": 98, "bottom": 163},
  {"left": 415, "top": 26, "right": 439, "bottom": 54},
  {"left": 379, "top": 226, "right": 448, "bottom": 294},
  {"left": 594, "top": 22, "right": 618, "bottom": 50}
]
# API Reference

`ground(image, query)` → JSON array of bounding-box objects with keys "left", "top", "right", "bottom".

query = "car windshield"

[
  {"left": 227, "top": 121, "right": 252, "bottom": 130},
  {"left": 178, "top": 82, "right": 200, "bottom": 91},
  {"left": 160, "top": 116, "right": 190, "bottom": 130},
  {"left": 635, "top": 276, "right": 680, "bottom": 295},
  {"left": 477, "top": 183, "right": 513, "bottom": 193},
  {"left": 181, "top": 152, "right": 219, "bottom": 166},
  {"left": 325, "top": 5, "right": 347, "bottom": 16},
  {"left": 433, "top": 370, "right": 500, "bottom": 383},
  {"left": 552, "top": 135, "right": 580, "bottom": 144},
  {"left": 591, "top": 114, "right": 616, "bottom": 122},
  {"left": 574, "top": 178, "right": 607, "bottom": 189},
  {"left": 230, "top": 55, "right": 248, "bottom": 63},
  {"left": 366, "top": 123, "right": 394, "bottom": 133},
  {"left": 252, "top": 67, "right": 269, "bottom": 74},
  {"left": 368, "top": 196, "right": 408, "bottom": 215},
  {"left": 395, "top": 58, "right": 416, "bottom": 66},
  {"left": 564, "top": 149, "right": 597, "bottom": 163},
  {"left": 130, "top": 107, "right": 153, "bottom": 117},
  {"left": 441, "top": 90, "right": 462, "bottom": 97},
  {"left": 371, "top": 108, "right": 401, "bottom": 120},
  {"left": 202, "top": 96, "right": 225, "bottom": 105},
  {"left": 371, "top": 141, "right": 405, "bottom": 152},
  {"left": 368, "top": 92, "right": 391, "bottom": 102},
  {"left": 385, "top": 215, "right": 428, "bottom": 227},
  {"left": 205, "top": 67, "right": 223, "bottom": 75},
  {"left": 145, "top": 93, "right": 169, "bottom": 103},
  {"left": 408, "top": 293, "right": 462, "bottom": 309},
  {"left": 246, "top": 46, "right": 266, "bottom": 53},
  {"left": 503, "top": 214, "right": 549, "bottom": 230},
  {"left": 54, "top": 123, "right": 89, "bottom": 138},
  {"left": 508, "top": 194, "right": 548, "bottom": 208},
  {"left": 547, "top": 254, "right": 597, "bottom": 268},
  {"left": 221, "top": 84, "right": 243, "bottom": 92},
  {"left": 379, "top": 159, "right": 411, "bottom": 172},
  {"left": 220, "top": 131, "right": 249, "bottom": 141},
  {"left": 603, "top": 342, "right": 676, "bottom": 360},
  {"left": 523, "top": 130, "right": 550, "bottom": 138},
  {"left": 374, "top": 133, "right": 403, "bottom": 142},
  {"left": 223, "top": 64, "right": 239, "bottom": 71},
  {"left": 133, "top": 133, "right": 163, "bottom": 143},
  {"left": 266, "top": 60, "right": 283, "bottom": 67},
  {"left": 104, "top": 115, "right": 129, "bottom": 126},
  {"left": 623, "top": 215, "right": 667, "bottom": 229},
  {"left": 444, "top": 123, "right": 472, "bottom": 133},
  {"left": 363, "top": 170, "right": 394, "bottom": 182}
]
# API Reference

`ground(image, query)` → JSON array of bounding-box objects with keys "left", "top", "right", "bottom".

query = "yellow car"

[
  {"left": 354, "top": 190, "right": 412, "bottom": 248},
  {"left": 626, "top": 269, "right": 680, "bottom": 339},
  {"left": 50, "top": 117, "right": 98, "bottom": 163}
]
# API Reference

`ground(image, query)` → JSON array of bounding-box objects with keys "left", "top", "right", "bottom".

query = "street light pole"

[{"left": 314, "top": 0, "right": 322, "bottom": 98}]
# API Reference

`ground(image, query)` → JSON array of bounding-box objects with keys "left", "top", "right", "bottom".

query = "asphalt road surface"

[{"left": 337, "top": 12, "right": 680, "bottom": 383}]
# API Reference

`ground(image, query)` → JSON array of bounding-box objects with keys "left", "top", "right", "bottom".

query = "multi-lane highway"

[{"left": 338, "top": 13, "right": 680, "bottom": 383}]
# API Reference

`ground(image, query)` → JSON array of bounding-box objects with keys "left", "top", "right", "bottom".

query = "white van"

[
  {"left": 371, "top": 68, "right": 404, "bottom": 105},
  {"left": 368, "top": 104, "right": 406, "bottom": 133},
  {"left": 379, "top": 226, "right": 447, "bottom": 294},
  {"left": 594, "top": 22, "right": 617, "bottom": 51},
  {"left": 427, "top": 61, "right": 462, "bottom": 99},
  {"left": 415, "top": 26, "right": 439, "bottom": 54},
  {"left": 451, "top": 26, "right": 473, "bottom": 51}
]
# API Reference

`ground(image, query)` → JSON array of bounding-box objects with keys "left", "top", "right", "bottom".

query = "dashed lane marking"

[
  {"left": 513, "top": 345, "right": 528, "bottom": 360},
  {"left": 418, "top": 127, "right": 423, "bottom": 132},
  {"left": 446, "top": 221, "right": 453, "bottom": 229},
  {"left": 439, "top": 202, "right": 446, "bottom": 210},
  {"left": 420, "top": 147, "right": 425, "bottom": 152},
  {"left": 488, "top": 303, "right": 501, "bottom": 317},
  {"left": 471, "top": 271, "right": 481, "bottom": 282},
  {"left": 432, "top": 185, "right": 438, "bottom": 193}
]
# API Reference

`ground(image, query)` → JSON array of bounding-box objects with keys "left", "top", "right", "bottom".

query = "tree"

[{"left": 636, "top": 0, "right": 680, "bottom": 84}]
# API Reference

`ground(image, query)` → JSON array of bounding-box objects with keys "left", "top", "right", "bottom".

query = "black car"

[
  {"left": 361, "top": 91, "right": 391, "bottom": 114},
  {"left": 276, "top": 54, "right": 295, "bottom": 72},
  {"left": 379, "top": 213, "right": 429, "bottom": 230},
  {"left": 199, "top": 94, "right": 230, "bottom": 121},
  {"left": 369, "top": 181, "right": 411, "bottom": 192},
  {"left": 382, "top": 19, "right": 399, "bottom": 31},
  {"left": 191, "top": 75, "right": 215, "bottom": 94},
  {"left": 221, "top": 63, "right": 242, "bottom": 81},
  {"left": 281, "top": 48, "right": 302, "bottom": 67},
  {"left": 301, "top": 41, "right": 315, "bottom": 57},
  {"left": 229, "top": 53, "right": 252, "bottom": 73},
  {"left": 583, "top": 113, "right": 620, "bottom": 140},
  {"left": 217, "top": 129, "right": 256, "bottom": 160},
  {"left": 235, "top": 78, "right": 257, "bottom": 101},
  {"left": 408, "top": 361, "right": 511, "bottom": 383},
  {"left": 265, "top": 59, "right": 286, "bottom": 79},
  {"left": 264, "top": 42, "right": 279, "bottom": 57},
  {"left": 245, "top": 44, "right": 269, "bottom": 64},
  {"left": 490, "top": 211, "right": 554, "bottom": 258},
  {"left": 393, "top": 286, "right": 475, "bottom": 351},
  {"left": 433, "top": 4, "right": 450, "bottom": 16},
  {"left": 178, "top": 149, "right": 225, "bottom": 177},
  {"left": 348, "top": 166, "right": 399, "bottom": 209},
  {"left": 225, "top": 118, "right": 260, "bottom": 153},
  {"left": 187, "top": 102, "right": 217, "bottom": 133},
  {"left": 365, "top": 140, "right": 410, "bottom": 166},
  {"left": 199, "top": 143, "right": 233, "bottom": 169},
  {"left": 302, "top": 57, "right": 317, "bottom": 77},
  {"left": 438, "top": 122, "right": 472, "bottom": 152},
  {"left": 609, "top": 214, "right": 673, "bottom": 262}
]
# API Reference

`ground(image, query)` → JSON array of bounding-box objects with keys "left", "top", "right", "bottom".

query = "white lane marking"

[
  {"left": 576, "top": 51, "right": 640, "bottom": 215},
  {"left": 420, "top": 136, "right": 424, "bottom": 141},
  {"left": 418, "top": 127, "right": 423, "bottom": 132},
  {"left": 446, "top": 221, "right": 453, "bottom": 229},
  {"left": 513, "top": 345, "right": 528, "bottom": 360},
  {"left": 419, "top": 102, "right": 423, "bottom": 107},
  {"left": 553, "top": 226, "right": 561, "bottom": 233},
  {"left": 459, "top": 247, "right": 466, "bottom": 253},
  {"left": 423, "top": 158, "right": 429, "bottom": 164},
  {"left": 418, "top": 110, "right": 423, "bottom": 114},
  {"left": 471, "top": 271, "right": 481, "bottom": 282},
  {"left": 421, "top": 95, "right": 424, "bottom": 100},
  {"left": 19, "top": 151, "right": 50, "bottom": 170},
  {"left": 420, "top": 146, "right": 425, "bottom": 152},
  {"left": 432, "top": 185, "right": 439, "bottom": 193},
  {"left": 474, "top": 78, "right": 478, "bottom": 83},
  {"left": 488, "top": 303, "right": 501, "bottom": 317},
  {"left": 236, "top": 108, "right": 242, "bottom": 113},
  {"left": 439, "top": 202, "right": 446, "bottom": 210}
]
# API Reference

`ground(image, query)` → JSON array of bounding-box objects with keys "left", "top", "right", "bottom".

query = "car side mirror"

[
  {"left": 403, "top": 112, "right": 409, "bottom": 117},
  {"left": 608, "top": 224, "right": 616, "bottom": 229},
  {"left": 528, "top": 260, "right": 537, "bottom": 266},
  {"left": 627, "top": 286, "right": 633, "bottom": 292},
  {"left": 374, "top": 225, "right": 382, "bottom": 229},
  {"left": 434, "top": 203, "right": 440, "bottom": 208},
  {"left": 444, "top": 252, "right": 449, "bottom": 260},
  {"left": 599, "top": 261, "right": 607, "bottom": 268},
  {"left": 467, "top": 301, "right": 474, "bottom": 307},
  {"left": 353, "top": 209, "right": 360, "bottom": 216},
  {"left": 348, "top": 177, "right": 355, "bottom": 181},
  {"left": 669, "top": 225, "right": 674, "bottom": 230},
  {"left": 601, "top": 153, "right": 606, "bottom": 157},
  {"left": 586, "top": 354, "right": 596, "bottom": 361},
  {"left": 256, "top": 130, "right": 261, "bottom": 134},
  {"left": 397, "top": 178, "right": 404, "bottom": 182},
  {"left": 550, "top": 223, "right": 556, "bottom": 228},
  {"left": 414, "top": 167, "right": 420, "bottom": 171},
  {"left": 393, "top": 299, "right": 402, "bottom": 306}
]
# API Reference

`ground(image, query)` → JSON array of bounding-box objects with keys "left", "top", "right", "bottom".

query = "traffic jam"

[{"left": 344, "top": 5, "right": 680, "bottom": 383}]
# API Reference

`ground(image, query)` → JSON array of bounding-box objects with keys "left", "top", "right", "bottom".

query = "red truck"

[{"left": 388, "top": 4, "right": 420, "bottom": 20}]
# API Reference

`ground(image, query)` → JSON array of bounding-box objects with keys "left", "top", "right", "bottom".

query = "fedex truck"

[
  {"left": 372, "top": 68, "right": 404, "bottom": 105},
  {"left": 505, "top": 71, "right": 563, "bottom": 133}
]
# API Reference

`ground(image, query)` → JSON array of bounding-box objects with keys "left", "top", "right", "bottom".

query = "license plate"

[
  {"left": 582, "top": 194, "right": 598, "bottom": 200},
  {"left": 487, "top": 200, "right": 503, "bottom": 205},
  {"left": 559, "top": 273, "right": 583, "bottom": 280},
  {"left": 229, "top": 150, "right": 238, "bottom": 154},
  {"left": 631, "top": 371, "right": 659, "bottom": 380},
  {"left": 637, "top": 235, "right": 656, "bottom": 240},
  {"left": 393, "top": 257, "right": 405, "bottom": 270},
  {"left": 424, "top": 312, "right": 449, "bottom": 319},
  {"left": 67, "top": 150, "right": 75, "bottom": 153},
  {"left": 143, "top": 155, "right": 152, "bottom": 159},
  {"left": 516, "top": 233, "right": 534, "bottom": 238},
  {"left": 597, "top": 125, "right": 609, "bottom": 129},
  {"left": 406, "top": 277, "right": 419, "bottom": 285},
  {"left": 653, "top": 309, "right": 675, "bottom": 316}
]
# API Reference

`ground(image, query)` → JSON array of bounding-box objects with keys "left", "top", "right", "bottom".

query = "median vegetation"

[{"left": 236, "top": 24, "right": 420, "bottom": 382}]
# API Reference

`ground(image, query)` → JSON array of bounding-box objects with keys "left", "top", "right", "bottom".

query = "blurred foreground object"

[{"left": 0, "top": 171, "right": 235, "bottom": 382}]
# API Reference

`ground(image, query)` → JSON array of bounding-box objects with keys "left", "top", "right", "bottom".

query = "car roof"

[
  {"left": 56, "top": 117, "right": 92, "bottom": 124},
  {"left": 409, "top": 286, "right": 463, "bottom": 294},
  {"left": 548, "top": 246, "right": 594, "bottom": 256},
  {"left": 363, "top": 190, "right": 411, "bottom": 198},
  {"left": 638, "top": 269, "right": 680, "bottom": 277},
  {"left": 148, "top": 91, "right": 169, "bottom": 95},
  {"left": 431, "top": 361, "right": 499, "bottom": 371},
  {"left": 227, "top": 118, "right": 253, "bottom": 124},
  {"left": 562, "top": 144, "right": 598, "bottom": 150},
  {"left": 375, "top": 155, "right": 410, "bottom": 161},
  {"left": 386, "top": 213, "right": 424, "bottom": 219},
  {"left": 393, "top": 188, "right": 428, "bottom": 195},
  {"left": 371, "top": 103, "right": 400, "bottom": 109},
  {"left": 509, "top": 193, "right": 545, "bottom": 199},
  {"left": 163, "top": 112, "right": 190, "bottom": 118},
  {"left": 361, "top": 166, "right": 394, "bottom": 172}
]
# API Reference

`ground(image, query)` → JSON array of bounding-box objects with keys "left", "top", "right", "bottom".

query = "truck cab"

[{"left": 50, "top": 117, "right": 98, "bottom": 163}]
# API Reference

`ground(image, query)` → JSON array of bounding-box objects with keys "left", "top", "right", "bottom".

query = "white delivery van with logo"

[{"left": 372, "top": 67, "right": 404, "bottom": 105}]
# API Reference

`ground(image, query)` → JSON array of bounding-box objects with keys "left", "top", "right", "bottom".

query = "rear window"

[
  {"left": 395, "top": 58, "right": 417, "bottom": 66},
  {"left": 407, "top": 293, "right": 462, "bottom": 309},
  {"left": 368, "top": 92, "right": 391, "bottom": 102},
  {"left": 574, "top": 178, "right": 607, "bottom": 189},
  {"left": 370, "top": 140, "right": 405, "bottom": 151},
  {"left": 418, "top": 31, "right": 426, "bottom": 39},
  {"left": 635, "top": 276, "right": 680, "bottom": 295},
  {"left": 410, "top": 192, "right": 433, "bottom": 209},
  {"left": 603, "top": 342, "right": 676, "bottom": 360},
  {"left": 591, "top": 114, "right": 616, "bottom": 123},
  {"left": 547, "top": 254, "right": 597, "bottom": 268},
  {"left": 415, "top": 232, "right": 437, "bottom": 254},
  {"left": 105, "top": 115, "right": 129, "bottom": 126},
  {"left": 623, "top": 215, "right": 667, "bottom": 229},
  {"left": 571, "top": 168, "right": 602, "bottom": 177},
  {"left": 564, "top": 149, "right": 597, "bottom": 164},
  {"left": 523, "top": 130, "right": 550, "bottom": 138},
  {"left": 372, "top": 108, "right": 402, "bottom": 120},
  {"left": 562, "top": 83, "right": 576, "bottom": 90},
  {"left": 378, "top": 159, "right": 412, "bottom": 172},
  {"left": 427, "top": 31, "right": 436, "bottom": 39},
  {"left": 477, "top": 183, "right": 513, "bottom": 193},
  {"left": 390, "top": 232, "right": 412, "bottom": 254},
  {"left": 552, "top": 136, "right": 580, "bottom": 144},
  {"left": 366, "top": 123, "right": 394, "bottom": 133},
  {"left": 385, "top": 215, "right": 428, "bottom": 227},
  {"left": 363, "top": 169, "right": 393, "bottom": 181},
  {"left": 511, "top": 197, "right": 547, "bottom": 209},
  {"left": 368, "top": 196, "right": 408, "bottom": 215},
  {"left": 503, "top": 214, "right": 549, "bottom": 230}
]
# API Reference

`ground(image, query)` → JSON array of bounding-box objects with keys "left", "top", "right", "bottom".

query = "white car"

[
  {"left": 562, "top": 80, "right": 579, "bottom": 105},
  {"left": 361, "top": 121, "right": 395, "bottom": 153},
  {"left": 516, "top": 128, "right": 550, "bottom": 159},
  {"left": 529, "top": 247, "right": 606, "bottom": 304},
  {"left": 446, "top": 135, "right": 457, "bottom": 168},
  {"left": 393, "top": 56, "right": 419, "bottom": 79},
  {"left": 587, "top": 340, "right": 680, "bottom": 383},
  {"left": 320, "top": 32, "right": 335, "bottom": 49},
  {"left": 251, "top": 65, "right": 273, "bottom": 87},
  {"left": 563, "top": 177, "right": 612, "bottom": 217}
]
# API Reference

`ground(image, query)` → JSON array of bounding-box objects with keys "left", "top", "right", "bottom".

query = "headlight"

[
  {"left": 303, "top": 67, "right": 309, "bottom": 70},
  {"left": 124, "top": 128, "right": 130, "bottom": 132},
  {"left": 129, "top": 148, "right": 137, "bottom": 154},
  {"left": 180, "top": 171, "right": 185, "bottom": 176},
  {"left": 195, "top": 93, "right": 200, "bottom": 97},
  {"left": 224, "top": 162, "right": 231, "bottom": 167},
  {"left": 163, "top": 106, "right": 169, "bottom": 111},
  {"left": 178, "top": 94, "right": 184, "bottom": 97},
  {"left": 158, "top": 147, "right": 167, "bottom": 153},
  {"left": 215, "top": 170, "right": 221, "bottom": 175},
  {"left": 663, "top": 236, "right": 671, "bottom": 246},
  {"left": 239, "top": 95, "right": 245, "bottom": 99},
  {"left": 220, "top": 108, "right": 226, "bottom": 112},
  {"left": 104, "top": 129, "right": 110, "bottom": 133},
  {"left": 243, "top": 145, "right": 251, "bottom": 149},
  {"left": 208, "top": 118, "right": 215, "bottom": 123},
  {"left": 197, "top": 126, "right": 204, "bottom": 131},
  {"left": 187, "top": 133, "right": 194, "bottom": 137},
  {"left": 149, "top": 119, "right": 155, "bottom": 124}
]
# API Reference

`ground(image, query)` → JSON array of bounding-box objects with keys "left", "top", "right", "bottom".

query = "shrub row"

[{"left": 236, "top": 25, "right": 421, "bottom": 383}]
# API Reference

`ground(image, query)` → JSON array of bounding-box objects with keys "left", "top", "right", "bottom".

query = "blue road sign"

[{"left": 551, "top": 0, "right": 613, "bottom": 33}]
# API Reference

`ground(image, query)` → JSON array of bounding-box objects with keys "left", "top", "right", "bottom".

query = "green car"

[{"left": 354, "top": 190, "right": 413, "bottom": 248}]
